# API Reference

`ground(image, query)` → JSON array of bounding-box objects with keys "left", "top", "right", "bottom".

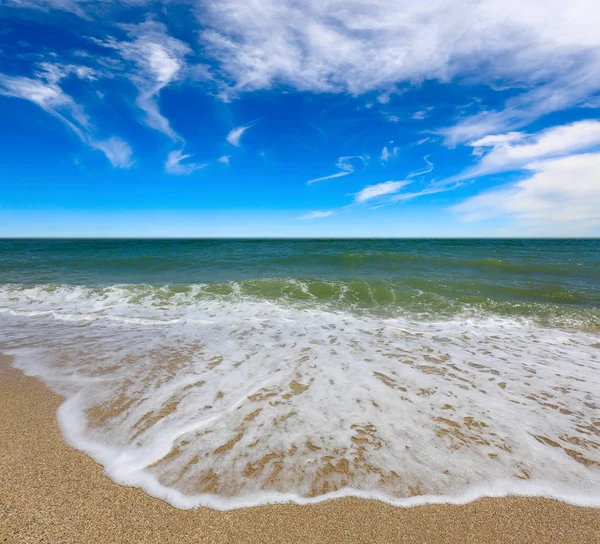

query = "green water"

[{"left": 0, "top": 238, "right": 598, "bottom": 328}]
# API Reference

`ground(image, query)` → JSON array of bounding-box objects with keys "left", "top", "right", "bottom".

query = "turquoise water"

[{"left": 1, "top": 239, "right": 599, "bottom": 508}]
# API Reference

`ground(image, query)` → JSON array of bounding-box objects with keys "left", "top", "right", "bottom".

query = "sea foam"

[{"left": 1, "top": 283, "right": 599, "bottom": 509}]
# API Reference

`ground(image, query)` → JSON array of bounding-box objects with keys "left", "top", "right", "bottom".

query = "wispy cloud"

[
  {"left": 391, "top": 184, "right": 457, "bottom": 203},
  {"left": 380, "top": 146, "right": 399, "bottom": 162},
  {"left": 307, "top": 156, "right": 365, "bottom": 185},
  {"left": 195, "top": 0, "right": 600, "bottom": 143},
  {"left": 412, "top": 108, "right": 432, "bottom": 120},
  {"left": 0, "top": 65, "right": 132, "bottom": 167},
  {"left": 165, "top": 149, "right": 205, "bottom": 175},
  {"left": 452, "top": 120, "right": 600, "bottom": 181},
  {"left": 12, "top": 0, "right": 600, "bottom": 147},
  {"left": 217, "top": 155, "right": 230, "bottom": 164},
  {"left": 198, "top": 0, "right": 600, "bottom": 109},
  {"left": 441, "top": 64, "right": 600, "bottom": 145},
  {"left": 5, "top": 0, "right": 94, "bottom": 18},
  {"left": 355, "top": 181, "right": 410, "bottom": 203},
  {"left": 303, "top": 176, "right": 439, "bottom": 220},
  {"left": 92, "top": 137, "right": 133, "bottom": 168},
  {"left": 100, "top": 21, "right": 190, "bottom": 142},
  {"left": 407, "top": 155, "right": 434, "bottom": 178},
  {"left": 226, "top": 124, "right": 253, "bottom": 147},
  {"left": 299, "top": 210, "right": 335, "bottom": 220},
  {"left": 12, "top": 0, "right": 600, "bottom": 141},
  {"left": 452, "top": 152, "right": 600, "bottom": 229},
  {"left": 366, "top": 120, "right": 600, "bottom": 210},
  {"left": 401, "top": 120, "right": 600, "bottom": 205}
]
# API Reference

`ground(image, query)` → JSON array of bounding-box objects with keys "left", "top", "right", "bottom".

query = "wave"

[
  {"left": 2, "top": 285, "right": 600, "bottom": 510},
  {"left": 0, "top": 279, "right": 597, "bottom": 330}
]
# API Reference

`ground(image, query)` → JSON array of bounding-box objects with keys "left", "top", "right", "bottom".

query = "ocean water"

[{"left": 1, "top": 238, "right": 599, "bottom": 509}]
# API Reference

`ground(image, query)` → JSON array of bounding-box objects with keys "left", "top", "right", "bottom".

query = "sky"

[{"left": 0, "top": 0, "right": 599, "bottom": 237}]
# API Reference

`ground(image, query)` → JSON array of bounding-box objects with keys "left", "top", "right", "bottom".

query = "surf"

[{"left": 1, "top": 284, "right": 599, "bottom": 509}]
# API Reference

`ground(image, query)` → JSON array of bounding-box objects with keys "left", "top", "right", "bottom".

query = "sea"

[{"left": 0, "top": 238, "right": 599, "bottom": 509}]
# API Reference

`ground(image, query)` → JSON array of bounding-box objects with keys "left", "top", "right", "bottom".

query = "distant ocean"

[{"left": 1, "top": 239, "right": 599, "bottom": 509}]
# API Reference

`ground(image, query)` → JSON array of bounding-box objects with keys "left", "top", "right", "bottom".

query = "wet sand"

[{"left": 1, "top": 354, "right": 599, "bottom": 544}]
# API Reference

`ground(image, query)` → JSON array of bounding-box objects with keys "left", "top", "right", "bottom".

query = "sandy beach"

[{"left": 0, "top": 355, "right": 598, "bottom": 543}]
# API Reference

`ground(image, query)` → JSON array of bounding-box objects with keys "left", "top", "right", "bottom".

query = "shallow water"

[{"left": 1, "top": 239, "right": 599, "bottom": 508}]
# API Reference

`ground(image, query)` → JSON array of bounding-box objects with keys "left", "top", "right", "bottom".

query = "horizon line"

[{"left": 1, "top": 236, "right": 598, "bottom": 241}]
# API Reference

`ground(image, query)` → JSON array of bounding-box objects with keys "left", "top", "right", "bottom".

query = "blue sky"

[{"left": 1, "top": 0, "right": 599, "bottom": 237}]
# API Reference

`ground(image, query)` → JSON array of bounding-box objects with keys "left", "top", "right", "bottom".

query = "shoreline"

[{"left": 2, "top": 355, "right": 600, "bottom": 543}]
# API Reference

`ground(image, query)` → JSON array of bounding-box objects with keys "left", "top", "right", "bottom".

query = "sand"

[{"left": 1, "top": 355, "right": 599, "bottom": 543}]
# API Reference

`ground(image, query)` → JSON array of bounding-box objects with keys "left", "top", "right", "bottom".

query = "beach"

[
  {"left": 3, "top": 0, "right": 600, "bottom": 533},
  {"left": 2, "top": 354, "right": 600, "bottom": 543},
  {"left": 1, "top": 239, "right": 599, "bottom": 541}
]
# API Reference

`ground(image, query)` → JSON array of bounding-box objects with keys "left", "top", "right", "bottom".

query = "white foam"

[{"left": 1, "top": 283, "right": 600, "bottom": 510}]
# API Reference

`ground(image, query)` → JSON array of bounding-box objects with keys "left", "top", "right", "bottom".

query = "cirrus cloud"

[
  {"left": 99, "top": 20, "right": 191, "bottom": 142},
  {"left": 354, "top": 180, "right": 410, "bottom": 203},
  {"left": 9, "top": 0, "right": 600, "bottom": 143},
  {"left": 0, "top": 65, "right": 133, "bottom": 167},
  {"left": 451, "top": 120, "right": 600, "bottom": 182},
  {"left": 298, "top": 210, "right": 335, "bottom": 220},
  {"left": 307, "top": 156, "right": 366, "bottom": 185},
  {"left": 197, "top": 0, "right": 600, "bottom": 140},
  {"left": 165, "top": 149, "right": 205, "bottom": 175},
  {"left": 226, "top": 124, "right": 252, "bottom": 147}
]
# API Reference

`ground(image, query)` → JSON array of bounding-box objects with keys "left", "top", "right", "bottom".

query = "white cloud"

[
  {"left": 307, "top": 156, "right": 365, "bottom": 185},
  {"left": 0, "top": 66, "right": 132, "bottom": 167},
  {"left": 195, "top": 0, "right": 600, "bottom": 137},
  {"left": 217, "top": 155, "right": 230, "bottom": 164},
  {"left": 470, "top": 132, "right": 524, "bottom": 150},
  {"left": 37, "top": 62, "right": 98, "bottom": 83},
  {"left": 407, "top": 155, "right": 434, "bottom": 178},
  {"left": 376, "top": 88, "right": 402, "bottom": 104},
  {"left": 92, "top": 137, "right": 133, "bottom": 168},
  {"left": 441, "top": 64, "right": 600, "bottom": 144},
  {"left": 226, "top": 124, "right": 252, "bottom": 146},
  {"left": 457, "top": 120, "right": 600, "bottom": 180},
  {"left": 12, "top": 1, "right": 600, "bottom": 140},
  {"left": 355, "top": 180, "right": 410, "bottom": 203},
  {"left": 11, "top": 0, "right": 600, "bottom": 139},
  {"left": 374, "top": 120, "right": 600, "bottom": 208},
  {"left": 5, "top": 0, "right": 95, "bottom": 17},
  {"left": 451, "top": 152, "right": 600, "bottom": 229},
  {"left": 380, "top": 146, "right": 399, "bottom": 162},
  {"left": 299, "top": 210, "right": 334, "bottom": 220},
  {"left": 198, "top": 0, "right": 600, "bottom": 101},
  {"left": 0, "top": 73, "right": 77, "bottom": 119},
  {"left": 391, "top": 184, "right": 456, "bottom": 202},
  {"left": 165, "top": 149, "right": 205, "bottom": 175},
  {"left": 412, "top": 110, "right": 427, "bottom": 120},
  {"left": 101, "top": 21, "right": 190, "bottom": 142}
]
